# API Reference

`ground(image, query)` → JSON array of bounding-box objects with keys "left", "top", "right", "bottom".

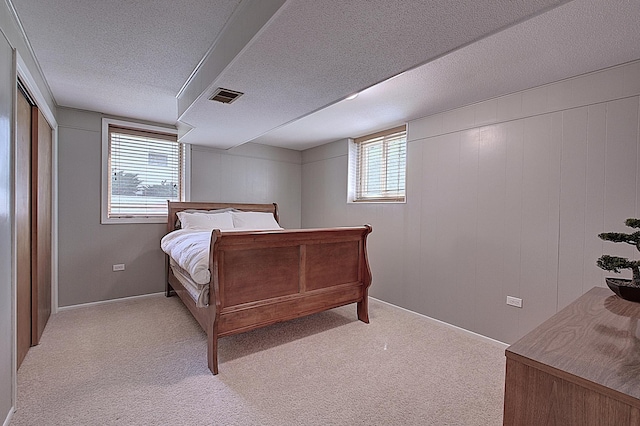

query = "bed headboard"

[{"left": 166, "top": 201, "right": 279, "bottom": 233}]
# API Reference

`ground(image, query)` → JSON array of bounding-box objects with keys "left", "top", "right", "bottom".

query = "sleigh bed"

[{"left": 162, "top": 201, "right": 372, "bottom": 374}]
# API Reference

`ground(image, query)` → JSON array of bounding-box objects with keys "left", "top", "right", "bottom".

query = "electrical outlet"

[
  {"left": 506, "top": 296, "right": 522, "bottom": 308},
  {"left": 112, "top": 264, "right": 125, "bottom": 272}
]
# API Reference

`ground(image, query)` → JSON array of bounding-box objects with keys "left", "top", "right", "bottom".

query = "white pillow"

[
  {"left": 175, "top": 208, "right": 236, "bottom": 228},
  {"left": 231, "top": 211, "right": 283, "bottom": 230},
  {"left": 177, "top": 211, "right": 234, "bottom": 231}
]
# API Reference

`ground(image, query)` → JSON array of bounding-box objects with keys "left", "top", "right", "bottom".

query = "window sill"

[
  {"left": 348, "top": 199, "right": 406, "bottom": 204},
  {"left": 101, "top": 216, "right": 167, "bottom": 225}
]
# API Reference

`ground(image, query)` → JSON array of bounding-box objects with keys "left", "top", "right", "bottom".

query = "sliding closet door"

[
  {"left": 16, "top": 85, "right": 52, "bottom": 365},
  {"left": 31, "top": 107, "right": 52, "bottom": 345},
  {"left": 16, "top": 88, "right": 32, "bottom": 368}
]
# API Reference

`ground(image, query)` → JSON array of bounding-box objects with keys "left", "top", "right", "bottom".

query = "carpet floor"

[{"left": 11, "top": 295, "right": 506, "bottom": 425}]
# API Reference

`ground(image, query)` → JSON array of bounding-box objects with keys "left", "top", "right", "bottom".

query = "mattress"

[{"left": 169, "top": 259, "right": 209, "bottom": 308}]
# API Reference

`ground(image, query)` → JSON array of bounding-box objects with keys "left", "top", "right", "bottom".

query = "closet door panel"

[
  {"left": 31, "top": 107, "right": 52, "bottom": 345},
  {"left": 16, "top": 91, "right": 32, "bottom": 368}
]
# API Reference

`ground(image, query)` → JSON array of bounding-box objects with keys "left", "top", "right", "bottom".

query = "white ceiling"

[{"left": 10, "top": 0, "right": 640, "bottom": 151}]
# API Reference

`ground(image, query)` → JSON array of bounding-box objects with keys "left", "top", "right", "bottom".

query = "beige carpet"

[{"left": 11, "top": 295, "right": 507, "bottom": 425}]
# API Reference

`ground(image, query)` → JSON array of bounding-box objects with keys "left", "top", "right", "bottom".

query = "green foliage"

[
  {"left": 598, "top": 231, "right": 640, "bottom": 250},
  {"left": 597, "top": 255, "right": 638, "bottom": 273},
  {"left": 625, "top": 218, "right": 640, "bottom": 229},
  {"left": 111, "top": 171, "right": 141, "bottom": 196},
  {"left": 142, "top": 181, "right": 178, "bottom": 198},
  {"left": 598, "top": 219, "right": 640, "bottom": 287}
]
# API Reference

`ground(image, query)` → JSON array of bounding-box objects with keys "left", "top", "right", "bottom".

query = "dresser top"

[{"left": 506, "top": 286, "right": 640, "bottom": 402}]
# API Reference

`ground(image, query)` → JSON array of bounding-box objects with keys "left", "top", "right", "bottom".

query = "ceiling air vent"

[{"left": 209, "top": 88, "right": 243, "bottom": 104}]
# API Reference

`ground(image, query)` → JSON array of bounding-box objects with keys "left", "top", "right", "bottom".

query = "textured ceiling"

[
  {"left": 10, "top": 0, "right": 640, "bottom": 151},
  {"left": 11, "top": 0, "right": 243, "bottom": 123},
  {"left": 254, "top": 0, "right": 640, "bottom": 150}
]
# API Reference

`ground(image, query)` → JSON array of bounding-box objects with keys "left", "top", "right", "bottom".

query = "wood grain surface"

[{"left": 504, "top": 287, "right": 640, "bottom": 425}]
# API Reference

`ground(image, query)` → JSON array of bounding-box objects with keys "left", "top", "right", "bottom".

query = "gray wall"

[
  {"left": 57, "top": 108, "right": 167, "bottom": 307},
  {"left": 0, "top": 29, "right": 13, "bottom": 426},
  {"left": 190, "top": 143, "right": 301, "bottom": 228},
  {"left": 57, "top": 108, "right": 302, "bottom": 306},
  {"left": 302, "top": 60, "right": 640, "bottom": 344}
]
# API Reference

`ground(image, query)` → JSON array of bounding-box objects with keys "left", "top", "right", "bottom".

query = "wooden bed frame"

[{"left": 165, "top": 201, "right": 373, "bottom": 374}]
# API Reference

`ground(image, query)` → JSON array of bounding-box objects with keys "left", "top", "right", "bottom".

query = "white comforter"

[{"left": 161, "top": 229, "right": 212, "bottom": 285}]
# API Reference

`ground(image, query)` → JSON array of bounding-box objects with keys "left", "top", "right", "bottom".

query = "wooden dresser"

[{"left": 504, "top": 287, "right": 640, "bottom": 425}]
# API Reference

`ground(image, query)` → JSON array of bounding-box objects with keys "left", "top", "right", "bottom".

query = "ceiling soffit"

[{"left": 177, "top": 0, "right": 568, "bottom": 149}]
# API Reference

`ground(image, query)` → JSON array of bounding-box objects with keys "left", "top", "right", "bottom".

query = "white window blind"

[
  {"left": 353, "top": 125, "right": 406, "bottom": 202},
  {"left": 108, "top": 125, "right": 184, "bottom": 218}
]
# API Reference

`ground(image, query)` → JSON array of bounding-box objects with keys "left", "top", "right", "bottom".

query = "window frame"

[
  {"left": 101, "top": 118, "right": 190, "bottom": 224},
  {"left": 348, "top": 125, "right": 407, "bottom": 204}
]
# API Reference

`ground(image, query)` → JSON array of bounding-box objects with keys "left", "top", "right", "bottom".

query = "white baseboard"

[
  {"left": 56, "top": 294, "right": 508, "bottom": 347},
  {"left": 370, "top": 297, "right": 509, "bottom": 348},
  {"left": 57, "top": 292, "right": 166, "bottom": 312},
  {"left": 3, "top": 406, "right": 14, "bottom": 426}
]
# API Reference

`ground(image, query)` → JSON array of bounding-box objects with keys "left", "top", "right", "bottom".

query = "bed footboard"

[{"left": 207, "top": 225, "right": 372, "bottom": 374}]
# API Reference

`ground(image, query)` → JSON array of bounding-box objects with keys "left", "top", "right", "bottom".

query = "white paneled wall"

[{"left": 301, "top": 60, "right": 640, "bottom": 344}]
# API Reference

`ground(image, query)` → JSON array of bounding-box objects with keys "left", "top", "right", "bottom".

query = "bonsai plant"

[{"left": 597, "top": 218, "right": 640, "bottom": 301}]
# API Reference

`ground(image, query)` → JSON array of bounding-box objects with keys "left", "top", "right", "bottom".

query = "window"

[
  {"left": 101, "top": 118, "right": 189, "bottom": 223},
  {"left": 349, "top": 125, "right": 407, "bottom": 203}
]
